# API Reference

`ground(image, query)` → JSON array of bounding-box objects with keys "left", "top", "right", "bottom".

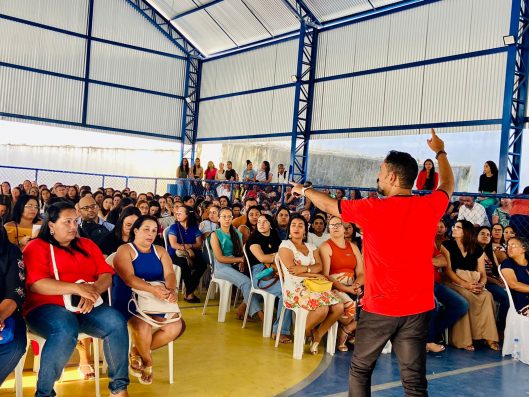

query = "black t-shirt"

[
  {"left": 98, "top": 232, "right": 125, "bottom": 256},
  {"left": 0, "top": 242, "right": 24, "bottom": 309},
  {"left": 245, "top": 231, "right": 281, "bottom": 267},
  {"left": 442, "top": 239, "right": 484, "bottom": 272},
  {"left": 478, "top": 174, "right": 498, "bottom": 193},
  {"left": 501, "top": 259, "right": 529, "bottom": 311},
  {"left": 225, "top": 169, "right": 237, "bottom": 181}
]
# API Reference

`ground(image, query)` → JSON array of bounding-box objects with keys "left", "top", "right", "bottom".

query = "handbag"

[
  {"left": 254, "top": 266, "right": 279, "bottom": 290},
  {"left": 50, "top": 244, "right": 103, "bottom": 312},
  {"left": 175, "top": 226, "right": 195, "bottom": 266},
  {"left": 0, "top": 317, "right": 15, "bottom": 345},
  {"left": 129, "top": 281, "right": 181, "bottom": 327},
  {"left": 303, "top": 278, "right": 333, "bottom": 293}
]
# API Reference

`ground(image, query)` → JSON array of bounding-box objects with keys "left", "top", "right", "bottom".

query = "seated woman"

[
  {"left": 491, "top": 223, "right": 507, "bottom": 264},
  {"left": 278, "top": 215, "right": 344, "bottom": 355},
  {"left": 245, "top": 214, "right": 292, "bottom": 343},
  {"left": 440, "top": 220, "right": 499, "bottom": 351},
  {"left": 113, "top": 215, "right": 184, "bottom": 385},
  {"left": 501, "top": 237, "right": 529, "bottom": 315},
  {"left": 477, "top": 226, "right": 508, "bottom": 334},
  {"left": 167, "top": 205, "right": 207, "bottom": 303},
  {"left": 319, "top": 216, "right": 364, "bottom": 352},
  {"left": 23, "top": 202, "right": 129, "bottom": 397},
  {"left": 307, "top": 213, "right": 330, "bottom": 248},
  {"left": 99, "top": 207, "right": 142, "bottom": 256},
  {"left": 492, "top": 198, "right": 511, "bottom": 228},
  {"left": 238, "top": 205, "right": 261, "bottom": 245},
  {"left": 274, "top": 206, "right": 290, "bottom": 241},
  {"left": 99, "top": 195, "right": 113, "bottom": 221},
  {"left": 4, "top": 195, "right": 42, "bottom": 251},
  {"left": 0, "top": 226, "right": 26, "bottom": 386},
  {"left": 199, "top": 205, "right": 219, "bottom": 238},
  {"left": 210, "top": 208, "right": 263, "bottom": 321}
]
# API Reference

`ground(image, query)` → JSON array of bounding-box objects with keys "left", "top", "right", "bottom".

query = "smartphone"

[{"left": 70, "top": 295, "right": 82, "bottom": 307}]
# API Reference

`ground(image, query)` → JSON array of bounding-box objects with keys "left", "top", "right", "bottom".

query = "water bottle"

[{"left": 513, "top": 338, "right": 520, "bottom": 361}]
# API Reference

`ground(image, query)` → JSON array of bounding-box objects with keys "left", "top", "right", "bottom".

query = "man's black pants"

[{"left": 349, "top": 310, "right": 430, "bottom": 397}]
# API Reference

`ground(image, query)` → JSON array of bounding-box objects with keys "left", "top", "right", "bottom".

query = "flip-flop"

[
  {"left": 139, "top": 366, "right": 153, "bottom": 385},
  {"left": 128, "top": 354, "right": 143, "bottom": 378},
  {"left": 78, "top": 364, "right": 95, "bottom": 380}
]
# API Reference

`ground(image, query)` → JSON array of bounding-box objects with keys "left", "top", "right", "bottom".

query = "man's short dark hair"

[{"left": 384, "top": 151, "right": 419, "bottom": 189}]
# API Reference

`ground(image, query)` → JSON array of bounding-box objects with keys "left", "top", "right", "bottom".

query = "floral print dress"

[{"left": 279, "top": 240, "right": 340, "bottom": 311}]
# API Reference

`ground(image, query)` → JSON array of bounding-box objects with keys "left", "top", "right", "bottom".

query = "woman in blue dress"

[{"left": 113, "top": 215, "right": 184, "bottom": 385}]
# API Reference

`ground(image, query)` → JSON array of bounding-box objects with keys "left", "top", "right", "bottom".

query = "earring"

[
  {"left": 50, "top": 230, "right": 54, "bottom": 236},
  {"left": 288, "top": 234, "right": 291, "bottom": 239}
]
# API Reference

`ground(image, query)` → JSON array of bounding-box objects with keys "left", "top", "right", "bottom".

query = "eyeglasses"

[
  {"left": 507, "top": 244, "right": 522, "bottom": 249},
  {"left": 80, "top": 204, "right": 98, "bottom": 211},
  {"left": 329, "top": 222, "right": 343, "bottom": 229},
  {"left": 24, "top": 205, "right": 39, "bottom": 210}
]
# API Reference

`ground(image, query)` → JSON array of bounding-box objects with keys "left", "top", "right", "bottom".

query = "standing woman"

[
  {"left": 242, "top": 160, "right": 256, "bottom": 182},
  {"left": 204, "top": 161, "right": 217, "bottom": 181},
  {"left": 278, "top": 215, "right": 343, "bottom": 354},
  {"left": 112, "top": 215, "right": 183, "bottom": 385},
  {"left": 192, "top": 158, "right": 204, "bottom": 180},
  {"left": 0, "top": 226, "right": 26, "bottom": 386},
  {"left": 441, "top": 220, "right": 499, "bottom": 351},
  {"left": 320, "top": 216, "right": 364, "bottom": 352},
  {"left": 238, "top": 206, "right": 261, "bottom": 244},
  {"left": 23, "top": 202, "right": 129, "bottom": 397},
  {"left": 210, "top": 208, "right": 262, "bottom": 320},
  {"left": 416, "top": 159, "right": 439, "bottom": 190},
  {"left": 477, "top": 160, "right": 498, "bottom": 210},
  {"left": 215, "top": 162, "right": 227, "bottom": 181},
  {"left": 4, "top": 195, "right": 42, "bottom": 251},
  {"left": 167, "top": 205, "right": 207, "bottom": 303},
  {"left": 177, "top": 157, "right": 192, "bottom": 197}
]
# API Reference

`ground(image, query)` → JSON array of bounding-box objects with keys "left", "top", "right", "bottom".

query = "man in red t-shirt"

[{"left": 291, "top": 130, "right": 454, "bottom": 397}]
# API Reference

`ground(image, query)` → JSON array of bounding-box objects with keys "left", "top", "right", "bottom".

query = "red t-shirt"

[
  {"left": 22, "top": 237, "right": 114, "bottom": 316},
  {"left": 340, "top": 189, "right": 449, "bottom": 316},
  {"left": 432, "top": 246, "right": 442, "bottom": 283}
]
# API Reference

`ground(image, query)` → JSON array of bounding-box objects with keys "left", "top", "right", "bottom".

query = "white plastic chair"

[
  {"left": 161, "top": 228, "right": 183, "bottom": 291},
  {"left": 202, "top": 237, "right": 235, "bottom": 322},
  {"left": 499, "top": 265, "right": 529, "bottom": 364},
  {"left": 15, "top": 331, "right": 101, "bottom": 397},
  {"left": 274, "top": 255, "right": 338, "bottom": 359},
  {"left": 242, "top": 244, "right": 277, "bottom": 337}
]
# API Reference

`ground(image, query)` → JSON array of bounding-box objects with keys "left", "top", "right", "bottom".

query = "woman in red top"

[
  {"left": 23, "top": 201, "right": 130, "bottom": 397},
  {"left": 416, "top": 159, "right": 439, "bottom": 191},
  {"left": 204, "top": 161, "right": 217, "bottom": 180},
  {"left": 320, "top": 216, "right": 364, "bottom": 352}
]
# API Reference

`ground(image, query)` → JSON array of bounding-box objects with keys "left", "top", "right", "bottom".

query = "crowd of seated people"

[{"left": 0, "top": 171, "right": 529, "bottom": 394}]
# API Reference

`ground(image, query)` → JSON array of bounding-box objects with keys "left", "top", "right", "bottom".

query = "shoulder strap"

[
  {"left": 49, "top": 244, "right": 60, "bottom": 281},
  {"left": 153, "top": 245, "right": 162, "bottom": 260},
  {"left": 128, "top": 242, "right": 139, "bottom": 261}
]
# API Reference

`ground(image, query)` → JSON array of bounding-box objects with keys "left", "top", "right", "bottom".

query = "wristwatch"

[
  {"left": 435, "top": 150, "right": 447, "bottom": 159},
  {"left": 307, "top": 266, "right": 311, "bottom": 273}
]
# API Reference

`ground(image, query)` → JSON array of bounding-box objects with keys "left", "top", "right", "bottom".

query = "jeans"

[
  {"left": 26, "top": 304, "right": 129, "bottom": 397},
  {"left": 349, "top": 310, "right": 430, "bottom": 397},
  {"left": 486, "top": 283, "right": 509, "bottom": 332},
  {"left": 0, "top": 312, "right": 27, "bottom": 386},
  {"left": 213, "top": 259, "right": 260, "bottom": 316},
  {"left": 251, "top": 264, "right": 292, "bottom": 335},
  {"left": 171, "top": 250, "right": 207, "bottom": 295},
  {"left": 428, "top": 283, "right": 469, "bottom": 343}
]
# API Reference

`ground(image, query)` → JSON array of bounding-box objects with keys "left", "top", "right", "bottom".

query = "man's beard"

[{"left": 376, "top": 178, "right": 385, "bottom": 196}]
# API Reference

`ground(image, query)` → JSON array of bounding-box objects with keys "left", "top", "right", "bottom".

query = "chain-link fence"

[{"left": 1, "top": 164, "right": 528, "bottom": 238}]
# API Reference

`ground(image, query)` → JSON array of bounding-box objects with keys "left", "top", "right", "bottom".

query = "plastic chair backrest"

[
  {"left": 205, "top": 235, "right": 214, "bottom": 269},
  {"left": 163, "top": 227, "right": 171, "bottom": 250},
  {"left": 243, "top": 244, "right": 255, "bottom": 286},
  {"left": 274, "top": 254, "right": 288, "bottom": 302},
  {"left": 498, "top": 265, "right": 517, "bottom": 309},
  {"left": 105, "top": 252, "right": 116, "bottom": 269}
]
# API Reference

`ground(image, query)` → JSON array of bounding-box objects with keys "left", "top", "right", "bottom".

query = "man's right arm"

[{"left": 427, "top": 129, "right": 454, "bottom": 198}]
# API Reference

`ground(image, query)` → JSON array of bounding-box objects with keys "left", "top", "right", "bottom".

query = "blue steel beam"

[
  {"left": 282, "top": 0, "right": 321, "bottom": 25},
  {"left": 124, "top": 0, "right": 203, "bottom": 58},
  {"left": 180, "top": 57, "right": 202, "bottom": 163},
  {"left": 81, "top": 0, "right": 94, "bottom": 124},
  {"left": 170, "top": 0, "right": 223, "bottom": 21},
  {"left": 499, "top": 0, "right": 529, "bottom": 194}
]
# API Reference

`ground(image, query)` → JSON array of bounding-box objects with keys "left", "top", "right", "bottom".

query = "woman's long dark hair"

[
  {"left": 253, "top": 213, "right": 280, "bottom": 250},
  {"left": 263, "top": 161, "right": 270, "bottom": 180},
  {"left": 219, "top": 207, "right": 243, "bottom": 257},
  {"left": 484, "top": 160, "right": 499, "bottom": 177},
  {"left": 11, "top": 195, "right": 40, "bottom": 224},
  {"left": 100, "top": 195, "right": 113, "bottom": 217},
  {"left": 129, "top": 215, "right": 159, "bottom": 243},
  {"left": 491, "top": 223, "right": 505, "bottom": 246},
  {"left": 114, "top": 206, "right": 142, "bottom": 240},
  {"left": 193, "top": 158, "right": 201, "bottom": 175},
  {"left": 178, "top": 205, "right": 198, "bottom": 229},
  {"left": 422, "top": 159, "right": 436, "bottom": 190},
  {"left": 179, "top": 158, "right": 190, "bottom": 175},
  {"left": 458, "top": 220, "right": 477, "bottom": 255},
  {"left": 39, "top": 201, "right": 88, "bottom": 256},
  {"left": 244, "top": 205, "right": 261, "bottom": 231},
  {"left": 477, "top": 226, "right": 497, "bottom": 272}
]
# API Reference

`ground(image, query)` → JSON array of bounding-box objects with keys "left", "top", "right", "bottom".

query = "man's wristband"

[{"left": 435, "top": 150, "right": 447, "bottom": 159}]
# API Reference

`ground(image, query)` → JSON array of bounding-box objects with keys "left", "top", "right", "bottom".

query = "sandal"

[
  {"left": 337, "top": 325, "right": 354, "bottom": 352},
  {"left": 486, "top": 340, "right": 501, "bottom": 351},
  {"left": 426, "top": 343, "right": 446, "bottom": 353},
  {"left": 139, "top": 365, "right": 153, "bottom": 385},
  {"left": 463, "top": 345, "right": 475, "bottom": 352},
  {"left": 78, "top": 364, "right": 95, "bottom": 380},
  {"left": 272, "top": 334, "right": 293, "bottom": 344},
  {"left": 128, "top": 354, "right": 143, "bottom": 378}
]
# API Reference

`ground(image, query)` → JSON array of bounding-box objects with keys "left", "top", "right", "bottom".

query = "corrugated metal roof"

[{"left": 146, "top": 0, "right": 409, "bottom": 57}]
